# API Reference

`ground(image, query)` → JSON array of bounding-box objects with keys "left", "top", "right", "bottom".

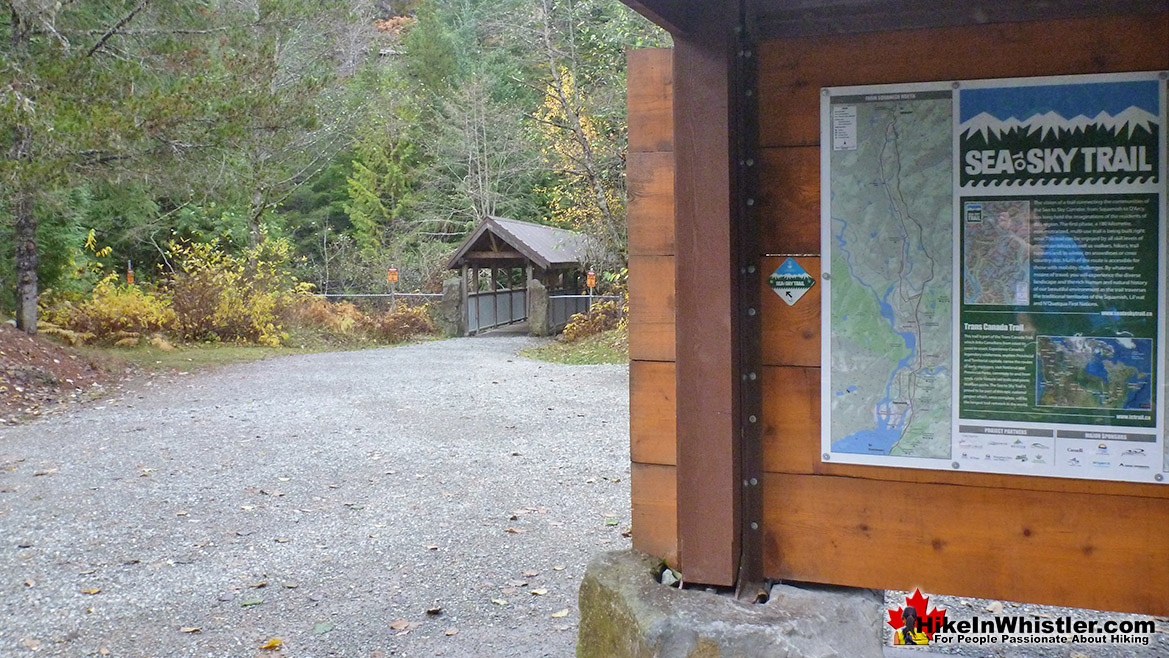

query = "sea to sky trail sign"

[
  {"left": 821, "top": 71, "right": 1168, "bottom": 484},
  {"left": 769, "top": 257, "right": 816, "bottom": 306},
  {"left": 622, "top": 3, "right": 1169, "bottom": 619}
]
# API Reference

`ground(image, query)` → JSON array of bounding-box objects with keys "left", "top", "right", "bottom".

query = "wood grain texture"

[
  {"left": 628, "top": 48, "right": 674, "bottom": 153},
  {"left": 762, "top": 473, "right": 1169, "bottom": 615},
  {"left": 627, "top": 150, "right": 676, "bottom": 257},
  {"left": 674, "top": 32, "right": 740, "bottom": 586},
  {"left": 758, "top": 13, "right": 1169, "bottom": 146},
  {"left": 632, "top": 462, "right": 679, "bottom": 567},
  {"left": 630, "top": 360, "right": 677, "bottom": 466},
  {"left": 628, "top": 255, "right": 675, "bottom": 364},
  {"left": 761, "top": 366, "right": 820, "bottom": 474},
  {"left": 759, "top": 147, "right": 820, "bottom": 255}
]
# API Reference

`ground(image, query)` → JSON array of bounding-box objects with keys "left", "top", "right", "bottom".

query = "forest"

[{"left": 1, "top": 0, "right": 668, "bottom": 342}]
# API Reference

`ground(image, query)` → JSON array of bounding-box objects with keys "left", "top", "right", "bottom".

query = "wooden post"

[
  {"left": 460, "top": 264, "right": 469, "bottom": 336},
  {"left": 673, "top": 3, "right": 741, "bottom": 587},
  {"left": 526, "top": 262, "right": 534, "bottom": 319}
]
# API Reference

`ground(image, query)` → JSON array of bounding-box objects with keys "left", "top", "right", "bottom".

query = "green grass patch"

[
  {"left": 78, "top": 342, "right": 299, "bottom": 373},
  {"left": 521, "top": 326, "right": 628, "bottom": 365}
]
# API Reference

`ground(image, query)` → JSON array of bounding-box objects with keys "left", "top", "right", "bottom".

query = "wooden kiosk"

[{"left": 622, "top": 0, "right": 1169, "bottom": 616}]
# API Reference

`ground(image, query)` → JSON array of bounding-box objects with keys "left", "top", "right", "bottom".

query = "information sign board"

[{"left": 820, "top": 72, "right": 1168, "bottom": 483}]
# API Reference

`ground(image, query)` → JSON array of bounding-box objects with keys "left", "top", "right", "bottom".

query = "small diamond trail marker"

[{"left": 768, "top": 258, "right": 815, "bottom": 306}]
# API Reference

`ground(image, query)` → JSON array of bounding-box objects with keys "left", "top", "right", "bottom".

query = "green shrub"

[
  {"left": 561, "top": 297, "right": 626, "bottom": 343},
  {"left": 166, "top": 239, "right": 291, "bottom": 346},
  {"left": 52, "top": 275, "right": 176, "bottom": 342},
  {"left": 359, "top": 304, "right": 436, "bottom": 343}
]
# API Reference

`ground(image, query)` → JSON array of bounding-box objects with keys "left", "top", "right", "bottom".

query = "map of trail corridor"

[{"left": 828, "top": 94, "right": 953, "bottom": 459}]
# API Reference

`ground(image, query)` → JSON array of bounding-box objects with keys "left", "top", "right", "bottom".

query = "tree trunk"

[{"left": 14, "top": 188, "right": 38, "bottom": 334}]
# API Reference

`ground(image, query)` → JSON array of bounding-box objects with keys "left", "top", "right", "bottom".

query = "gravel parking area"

[{"left": 0, "top": 336, "right": 631, "bottom": 657}]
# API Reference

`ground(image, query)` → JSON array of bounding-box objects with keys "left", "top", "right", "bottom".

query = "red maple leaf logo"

[{"left": 887, "top": 588, "right": 948, "bottom": 641}]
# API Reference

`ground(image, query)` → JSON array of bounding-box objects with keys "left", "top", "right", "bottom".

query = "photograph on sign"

[{"left": 820, "top": 71, "right": 1167, "bottom": 484}]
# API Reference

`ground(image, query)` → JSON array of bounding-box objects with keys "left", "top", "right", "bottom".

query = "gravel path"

[{"left": 0, "top": 336, "right": 631, "bottom": 657}]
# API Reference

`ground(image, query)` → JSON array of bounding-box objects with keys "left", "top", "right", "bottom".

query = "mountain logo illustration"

[{"left": 958, "top": 81, "right": 1160, "bottom": 188}]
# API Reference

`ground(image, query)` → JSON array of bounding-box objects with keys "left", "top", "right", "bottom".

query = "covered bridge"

[{"left": 446, "top": 216, "right": 593, "bottom": 335}]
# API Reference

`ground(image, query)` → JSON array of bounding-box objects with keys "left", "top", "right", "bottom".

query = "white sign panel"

[{"left": 820, "top": 72, "right": 1168, "bottom": 484}]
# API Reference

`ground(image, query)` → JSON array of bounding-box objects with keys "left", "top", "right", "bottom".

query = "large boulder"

[{"left": 578, "top": 550, "right": 886, "bottom": 658}]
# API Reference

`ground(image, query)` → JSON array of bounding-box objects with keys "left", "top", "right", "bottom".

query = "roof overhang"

[
  {"left": 446, "top": 218, "right": 552, "bottom": 270},
  {"left": 622, "top": 0, "right": 1169, "bottom": 39},
  {"left": 446, "top": 217, "right": 587, "bottom": 271}
]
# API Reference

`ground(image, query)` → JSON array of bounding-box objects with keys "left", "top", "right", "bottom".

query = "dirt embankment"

[{"left": 0, "top": 323, "right": 110, "bottom": 424}]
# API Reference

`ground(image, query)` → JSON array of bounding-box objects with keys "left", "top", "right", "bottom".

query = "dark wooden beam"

[
  {"left": 464, "top": 250, "right": 525, "bottom": 261},
  {"left": 673, "top": 3, "right": 742, "bottom": 587},
  {"left": 751, "top": 0, "right": 1169, "bottom": 39},
  {"left": 620, "top": 0, "right": 709, "bottom": 36}
]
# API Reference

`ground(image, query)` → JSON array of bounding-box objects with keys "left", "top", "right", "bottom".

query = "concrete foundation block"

[{"left": 578, "top": 550, "right": 886, "bottom": 658}]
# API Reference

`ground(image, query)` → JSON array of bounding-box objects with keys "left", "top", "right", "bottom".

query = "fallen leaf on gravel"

[
  {"left": 313, "top": 622, "right": 335, "bottom": 635},
  {"left": 426, "top": 606, "right": 443, "bottom": 615},
  {"left": 553, "top": 565, "right": 566, "bottom": 571},
  {"left": 530, "top": 589, "right": 548, "bottom": 596},
  {"left": 241, "top": 505, "right": 255, "bottom": 511},
  {"left": 180, "top": 627, "right": 201, "bottom": 633},
  {"left": 260, "top": 490, "right": 284, "bottom": 497},
  {"left": 283, "top": 583, "right": 299, "bottom": 589},
  {"left": 278, "top": 477, "right": 291, "bottom": 482},
  {"left": 492, "top": 598, "right": 508, "bottom": 606},
  {"left": 259, "top": 638, "right": 283, "bottom": 650},
  {"left": 274, "top": 538, "right": 290, "bottom": 543},
  {"left": 80, "top": 588, "right": 101, "bottom": 595},
  {"left": 444, "top": 627, "right": 458, "bottom": 636},
  {"left": 248, "top": 581, "right": 268, "bottom": 588},
  {"left": 504, "top": 528, "right": 526, "bottom": 534},
  {"left": 389, "top": 619, "right": 411, "bottom": 630},
  {"left": 522, "top": 570, "right": 539, "bottom": 577},
  {"left": 507, "top": 580, "right": 527, "bottom": 587},
  {"left": 241, "top": 598, "right": 264, "bottom": 607},
  {"left": 78, "top": 569, "right": 96, "bottom": 575},
  {"left": 175, "top": 511, "right": 188, "bottom": 517},
  {"left": 98, "top": 648, "right": 110, "bottom": 655},
  {"left": 502, "top": 587, "right": 517, "bottom": 596},
  {"left": 33, "top": 469, "right": 57, "bottom": 476},
  {"left": 604, "top": 518, "right": 620, "bottom": 526},
  {"left": 23, "top": 579, "right": 34, "bottom": 587},
  {"left": 986, "top": 601, "right": 1004, "bottom": 614},
  {"left": 551, "top": 609, "right": 569, "bottom": 618},
  {"left": 20, "top": 638, "right": 40, "bottom": 649},
  {"left": 426, "top": 545, "right": 439, "bottom": 551}
]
